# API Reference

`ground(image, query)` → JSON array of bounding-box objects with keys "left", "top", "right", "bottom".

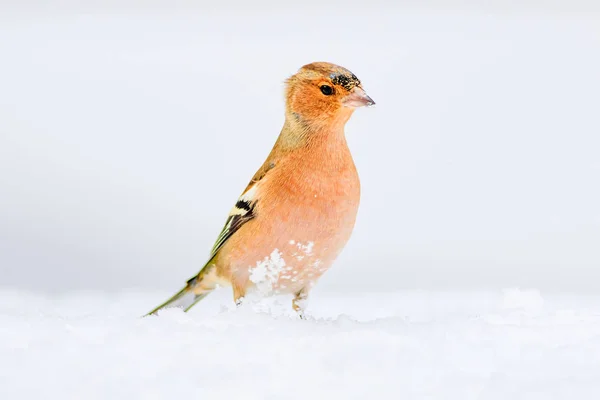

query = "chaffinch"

[{"left": 147, "top": 62, "right": 374, "bottom": 318}]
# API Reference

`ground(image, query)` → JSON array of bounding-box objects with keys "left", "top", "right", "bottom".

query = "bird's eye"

[{"left": 320, "top": 85, "right": 334, "bottom": 96}]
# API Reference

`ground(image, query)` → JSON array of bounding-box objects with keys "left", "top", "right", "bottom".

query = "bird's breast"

[
  {"left": 222, "top": 141, "right": 361, "bottom": 296},
  {"left": 265, "top": 151, "right": 361, "bottom": 235}
]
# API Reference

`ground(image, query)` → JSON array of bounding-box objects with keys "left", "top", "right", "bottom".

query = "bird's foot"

[{"left": 297, "top": 310, "right": 307, "bottom": 320}]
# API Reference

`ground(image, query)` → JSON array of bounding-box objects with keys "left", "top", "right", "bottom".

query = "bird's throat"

[{"left": 278, "top": 110, "right": 351, "bottom": 151}]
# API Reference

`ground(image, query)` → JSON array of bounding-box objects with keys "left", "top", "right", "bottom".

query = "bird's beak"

[{"left": 342, "top": 87, "right": 375, "bottom": 108}]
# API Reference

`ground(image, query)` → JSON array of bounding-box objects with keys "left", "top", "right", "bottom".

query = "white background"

[{"left": 1, "top": 1, "right": 599, "bottom": 294}]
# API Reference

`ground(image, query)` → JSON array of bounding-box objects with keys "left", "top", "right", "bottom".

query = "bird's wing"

[
  {"left": 145, "top": 165, "right": 271, "bottom": 317},
  {"left": 209, "top": 184, "right": 258, "bottom": 258},
  {"left": 208, "top": 159, "right": 276, "bottom": 259}
]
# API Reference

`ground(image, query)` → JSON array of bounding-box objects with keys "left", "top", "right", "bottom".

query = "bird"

[{"left": 146, "top": 62, "right": 375, "bottom": 318}]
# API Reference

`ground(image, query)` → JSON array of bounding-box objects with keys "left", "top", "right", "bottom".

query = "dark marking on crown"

[{"left": 330, "top": 73, "right": 361, "bottom": 91}]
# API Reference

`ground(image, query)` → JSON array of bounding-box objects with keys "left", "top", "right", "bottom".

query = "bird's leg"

[
  {"left": 232, "top": 279, "right": 247, "bottom": 308},
  {"left": 292, "top": 289, "right": 309, "bottom": 319}
]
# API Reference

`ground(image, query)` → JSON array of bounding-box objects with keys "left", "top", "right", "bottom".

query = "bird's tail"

[{"left": 144, "top": 263, "right": 217, "bottom": 317}]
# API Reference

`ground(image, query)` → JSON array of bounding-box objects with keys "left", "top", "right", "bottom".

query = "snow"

[
  {"left": 249, "top": 249, "right": 287, "bottom": 295},
  {"left": 292, "top": 241, "right": 315, "bottom": 261},
  {"left": 2, "top": 288, "right": 600, "bottom": 399}
]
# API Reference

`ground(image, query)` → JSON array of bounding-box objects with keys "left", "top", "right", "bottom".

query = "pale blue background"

[{"left": 1, "top": 1, "right": 599, "bottom": 293}]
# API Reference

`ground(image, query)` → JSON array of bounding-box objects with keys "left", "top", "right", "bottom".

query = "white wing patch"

[{"left": 239, "top": 184, "right": 258, "bottom": 202}]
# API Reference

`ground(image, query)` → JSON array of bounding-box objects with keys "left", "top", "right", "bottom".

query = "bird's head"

[{"left": 284, "top": 62, "right": 374, "bottom": 131}]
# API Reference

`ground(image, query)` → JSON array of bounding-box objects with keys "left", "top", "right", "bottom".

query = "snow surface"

[{"left": 2, "top": 288, "right": 600, "bottom": 399}]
